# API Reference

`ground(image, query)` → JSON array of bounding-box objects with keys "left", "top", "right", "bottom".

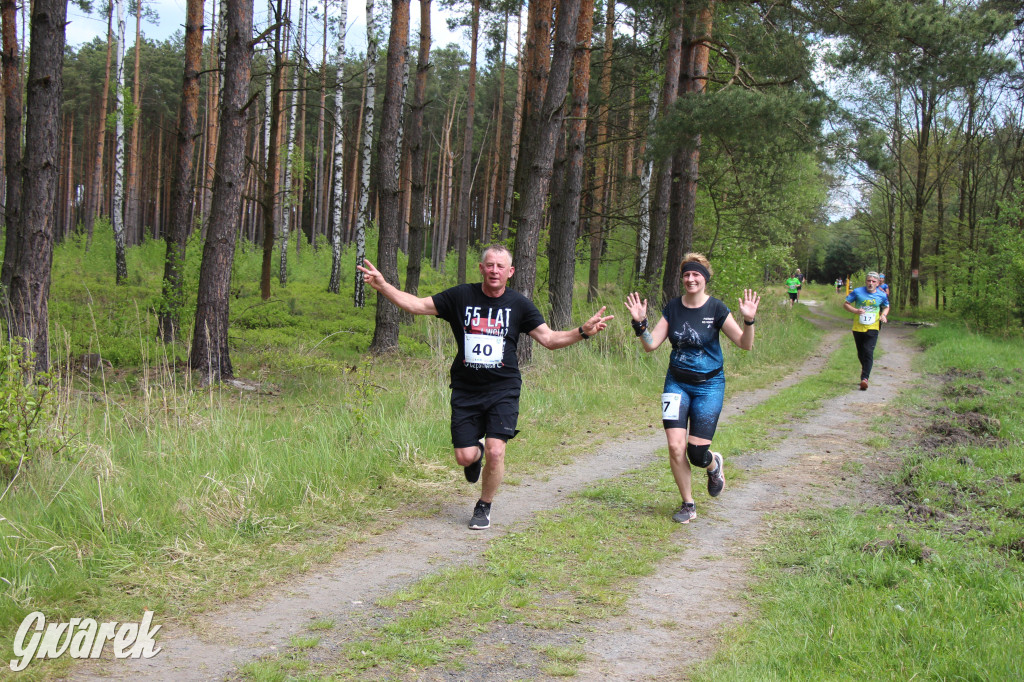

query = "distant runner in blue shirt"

[{"left": 843, "top": 272, "right": 890, "bottom": 391}]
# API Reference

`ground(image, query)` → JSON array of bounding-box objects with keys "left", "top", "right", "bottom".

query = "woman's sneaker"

[
  {"left": 707, "top": 452, "right": 725, "bottom": 497},
  {"left": 672, "top": 502, "right": 697, "bottom": 524}
]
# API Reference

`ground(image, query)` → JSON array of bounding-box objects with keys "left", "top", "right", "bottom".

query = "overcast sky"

[{"left": 65, "top": 0, "right": 472, "bottom": 56}]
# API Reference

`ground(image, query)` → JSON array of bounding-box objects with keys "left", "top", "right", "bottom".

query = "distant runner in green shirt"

[{"left": 785, "top": 275, "right": 800, "bottom": 307}]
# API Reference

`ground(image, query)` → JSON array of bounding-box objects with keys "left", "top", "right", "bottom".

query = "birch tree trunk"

[
  {"left": 403, "top": 0, "right": 431, "bottom": 296},
  {"left": 280, "top": 0, "right": 305, "bottom": 285},
  {"left": 369, "top": 0, "right": 410, "bottom": 352},
  {"left": 547, "top": 0, "right": 594, "bottom": 330},
  {"left": 159, "top": 0, "right": 204, "bottom": 342},
  {"left": 328, "top": 0, "right": 350, "bottom": 293},
  {"left": 112, "top": 0, "right": 129, "bottom": 284},
  {"left": 353, "top": 0, "right": 378, "bottom": 308},
  {"left": 190, "top": 0, "right": 254, "bottom": 383},
  {"left": 8, "top": 0, "right": 67, "bottom": 373}
]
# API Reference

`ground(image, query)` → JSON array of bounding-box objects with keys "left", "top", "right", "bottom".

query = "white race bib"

[
  {"left": 859, "top": 310, "right": 877, "bottom": 326},
  {"left": 661, "top": 392, "right": 681, "bottom": 421},
  {"left": 464, "top": 333, "right": 503, "bottom": 364}
]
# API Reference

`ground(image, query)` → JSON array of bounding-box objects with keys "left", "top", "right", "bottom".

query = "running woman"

[
  {"left": 843, "top": 271, "right": 890, "bottom": 390},
  {"left": 358, "top": 245, "right": 613, "bottom": 530},
  {"left": 625, "top": 253, "right": 760, "bottom": 524}
]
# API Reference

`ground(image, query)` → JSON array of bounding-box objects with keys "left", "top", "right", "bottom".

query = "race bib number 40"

[
  {"left": 661, "top": 392, "right": 681, "bottom": 421},
  {"left": 464, "top": 333, "right": 503, "bottom": 364}
]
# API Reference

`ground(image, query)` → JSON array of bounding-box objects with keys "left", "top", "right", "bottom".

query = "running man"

[
  {"left": 785, "top": 273, "right": 801, "bottom": 307},
  {"left": 843, "top": 271, "right": 890, "bottom": 391},
  {"left": 357, "top": 245, "right": 613, "bottom": 529},
  {"left": 625, "top": 253, "right": 760, "bottom": 524}
]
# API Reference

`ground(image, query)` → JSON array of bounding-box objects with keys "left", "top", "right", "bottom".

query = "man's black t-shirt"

[{"left": 432, "top": 283, "right": 546, "bottom": 392}]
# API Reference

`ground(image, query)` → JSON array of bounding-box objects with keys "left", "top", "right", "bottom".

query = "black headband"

[{"left": 680, "top": 262, "right": 711, "bottom": 282}]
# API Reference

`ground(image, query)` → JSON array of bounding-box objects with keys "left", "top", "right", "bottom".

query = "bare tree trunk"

[
  {"left": 369, "top": 0, "right": 410, "bottom": 352},
  {"left": 8, "top": 0, "right": 67, "bottom": 372},
  {"left": 159, "top": 0, "right": 204, "bottom": 342},
  {"left": 587, "top": 0, "right": 614, "bottom": 302},
  {"left": 353, "top": 0, "right": 378, "bottom": 307},
  {"left": 260, "top": 0, "right": 284, "bottom": 300},
  {"left": 643, "top": 13, "right": 682, "bottom": 301},
  {"left": 312, "top": 6, "right": 328, "bottom": 249},
  {"left": 511, "top": 0, "right": 581, "bottom": 364},
  {"left": 328, "top": 0, "right": 350, "bottom": 293},
  {"left": 664, "top": 0, "right": 713, "bottom": 302},
  {"left": 279, "top": 0, "right": 305, "bottom": 285},
  {"left": 403, "top": 0, "right": 431, "bottom": 296},
  {"left": 499, "top": 10, "right": 525, "bottom": 240},
  {"left": 125, "top": 0, "right": 143, "bottom": 243},
  {"left": 200, "top": 0, "right": 222, "bottom": 229},
  {"left": 83, "top": 3, "right": 112, "bottom": 246},
  {"left": 454, "top": 0, "right": 479, "bottom": 283},
  {"left": 190, "top": 0, "right": 254, "bottom": 382},
  {"left": 0, "top": 0, "right": 22, "bottom": 288},
  {"left": 547, "top": 0, "right": 594, "bottom": 330},
  {"left": 112, "top": 0, "right": 129, "bottom": 284}
]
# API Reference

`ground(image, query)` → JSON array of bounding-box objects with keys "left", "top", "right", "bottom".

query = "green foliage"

[
  {"left": 0, "top": 341, "right": 61, "bottom": 483},
  {"left": 942, "top": 188, "right": 1024, "bottom": 333}
]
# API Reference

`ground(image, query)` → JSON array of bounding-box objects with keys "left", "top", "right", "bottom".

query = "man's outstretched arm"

[
  {"left": 529, "top": 306, "right": 614, "bottom": 350},
  {"left": 356, "top": 259, "right": 438, "bottom": 316}
]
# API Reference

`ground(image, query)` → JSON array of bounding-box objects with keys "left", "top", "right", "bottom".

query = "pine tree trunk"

[
  {"left": 500, "top": 10, "right": 525, "bottom": 240},
  {"left": 84, "top": 4, "right": 113, "bottom": 247},
  {"left": 664, "top": 1, "right": 712, "bottom": 302},
  {"left": 643, "top": 14, "right": 682, "bottom": 302},
  {"left": 403, "top": 0, "right": 431, "bottom": 297},
  {"left": 0, "top": 0, "right": 22, "bottom": 289},
  {"left": 312, "top": 8, "right": 328, "bottom": 249},
  {"left": 511, "top": 0, "right": 581, "bottom": 365},
  {"left": 260, "top": 1, "right": 284, "bottom": 300},
  {"left": 201, "top": 0, "right": 222, "bottom": 229},
  {"left": 547, "top": 0, "right": 594, "bottom": 330},
  {"left": 159, "top": 0, "right": 204, "bottom": 342},
  {"left": 190, "top": 0, "right": 254, "bottom": 382},
  {"left": 587, "top": 0, "right": 614, "bottom": 302},
  {"left": 454, "top": 0, "right": 479, "bottom": 284},
  {"left": 328, "top": 0, "right": 350, "bottom": 293},
  {"left": 8, "top": 0, "right": 67, "bottom": 373},
  {"left": 112, "top": 0, "right": 129, "bottom": 284},
  {"left": 124, "top": 2, "right": 143, "bottom": 242},
  {"left": 353, "top": 0, "right": 377, "bottom": 307},
  {"left": 369, "top": 0, "right": 410, "bottom": 353}
]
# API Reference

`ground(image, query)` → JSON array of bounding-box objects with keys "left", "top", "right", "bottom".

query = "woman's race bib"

[
  {"left": 464, "top": 333, "right": 503, "bottom": 365},
  {"left": 661, "top": 392, "right": 681, "bottom": 421},
  {"left": 859, "top": 310, "right": 878, "bottom": 326}
]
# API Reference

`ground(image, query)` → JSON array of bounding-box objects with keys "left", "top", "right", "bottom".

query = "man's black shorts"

[
  {"left": 788, "top": 292, "right": 798, "bottom": 300},
  {"left": 450, "top": 388, "right": 520, "bottom": 448}
]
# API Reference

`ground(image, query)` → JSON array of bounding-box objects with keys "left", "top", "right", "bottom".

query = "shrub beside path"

[{"left": 76, "top": 303, "right": 921, "bottom": 681}]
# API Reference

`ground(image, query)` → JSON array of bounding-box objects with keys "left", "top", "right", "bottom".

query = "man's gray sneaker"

[
  {"left": 464, "top": 443, "right": 484, "bottom": 483},
  {"left": 707, "top": 452, "right": 725, "bottom": 497},
  {"left": 469, "top": 500, "right": 491, "bottom": 530},
  {"left": 672, "top": 502, "right": 697, "bottom": 524}
]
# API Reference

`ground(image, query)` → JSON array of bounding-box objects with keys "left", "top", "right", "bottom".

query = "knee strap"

[{"left": 686, "top": 442, "right": 712, "bottom": 468}]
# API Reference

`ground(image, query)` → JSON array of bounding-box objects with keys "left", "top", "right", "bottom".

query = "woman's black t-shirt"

[
  {"left": 661, "top": 296, "right": 731, "bottom": 378},
  {"left": 432, "top": 283, "right": 546, "bottom": 392}
]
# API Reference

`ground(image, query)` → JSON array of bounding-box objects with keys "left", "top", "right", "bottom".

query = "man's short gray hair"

[{"left": 481, "top": 244, "right": 513, "bottom": 265}]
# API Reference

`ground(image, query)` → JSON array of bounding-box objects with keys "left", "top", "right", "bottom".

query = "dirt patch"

[{"left": 72, "top": 304, "right": 924, "bottom": 682}]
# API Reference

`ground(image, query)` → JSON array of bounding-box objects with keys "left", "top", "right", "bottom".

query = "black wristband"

[
  {"left": 578, "top": 326, "right": 590, "bottom": 339},
  {"left": 743, "top": 318, "right": 756, "bottom": 326},
  {"left": 631, "top": 318, "right": 648, "bottom": 337}
]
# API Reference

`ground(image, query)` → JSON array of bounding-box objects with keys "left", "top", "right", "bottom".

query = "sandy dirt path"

[{"left": 75, "top": 303, "right": 920, "bottom": 681}]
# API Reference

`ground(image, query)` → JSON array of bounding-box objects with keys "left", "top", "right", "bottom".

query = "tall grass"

[{"left": 1, "top": 233, "right": 818, "bottom": 665}]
